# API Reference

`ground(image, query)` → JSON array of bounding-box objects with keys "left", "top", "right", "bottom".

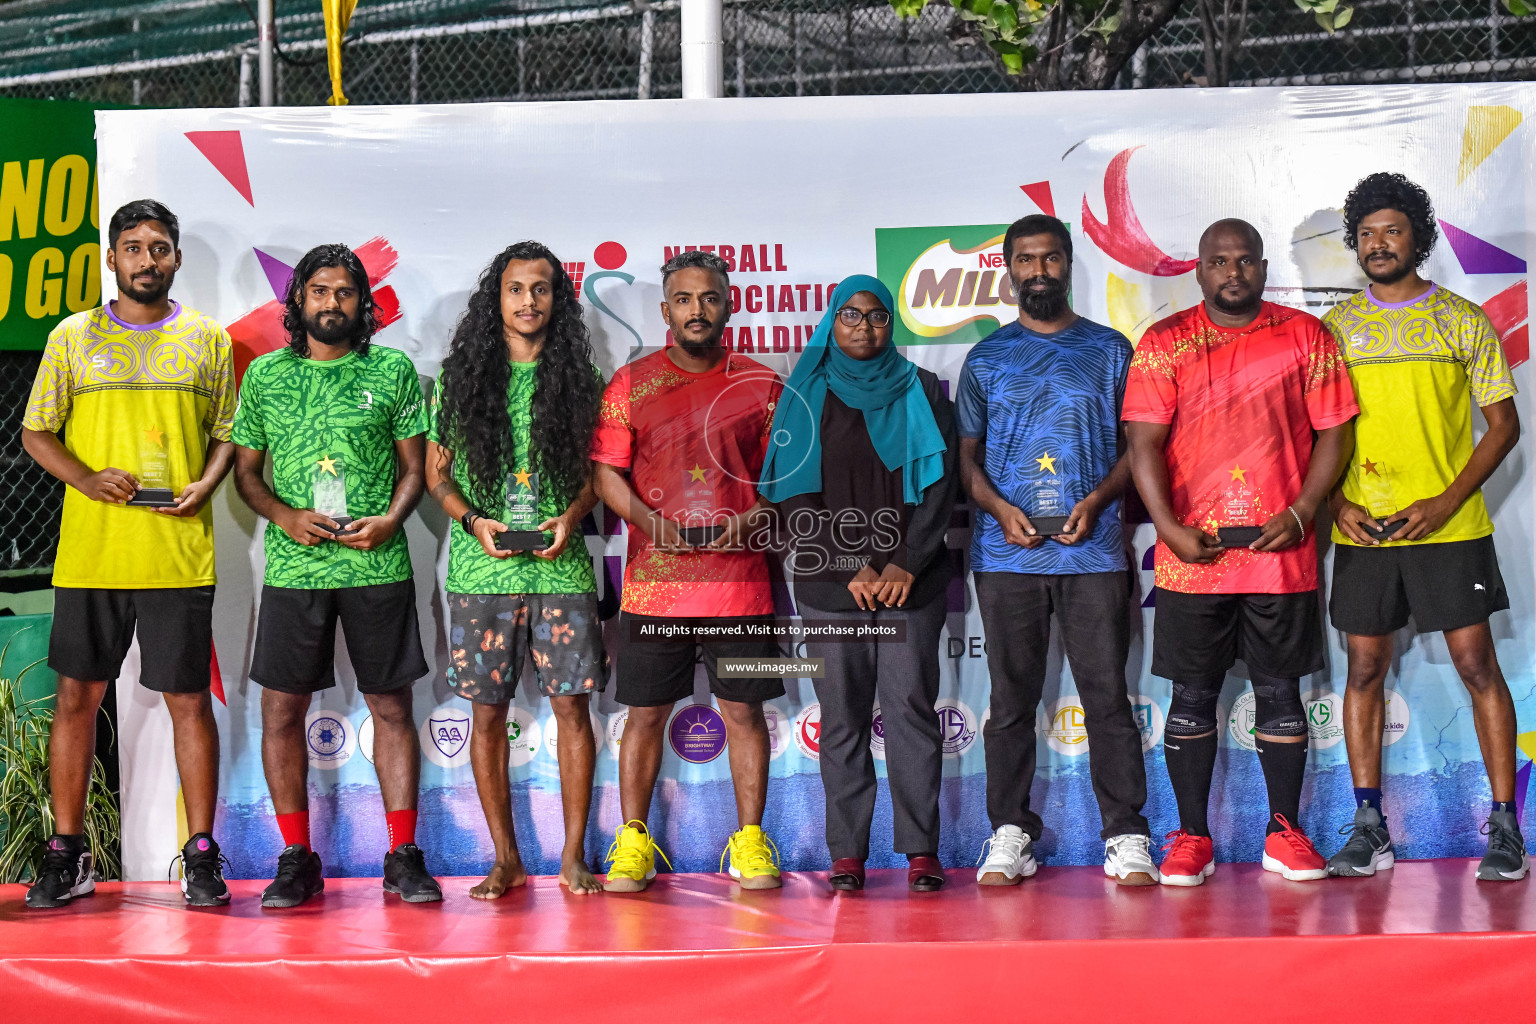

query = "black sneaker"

[
  {"left": 1326, "top": 805, "right": 1395, "bottom": 877},
  {"left": 25, "top": 834, "right": 94, "bottom": 909},
  {"left": 261, "top": 845, "right": 325, "bottom": 908},
  {"left": 177, "top": 833, "right": 232, "bottom": 906},
  {"left": 1477, "top": 811, "right": 1529, "bottom": 881},
  {"left": 383, "top": 843, "right": 443, "bottom": 903}
]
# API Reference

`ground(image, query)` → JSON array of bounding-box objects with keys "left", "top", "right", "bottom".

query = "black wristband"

[{"left": 460, "top": 511, "right": 482, "bottom": 535}]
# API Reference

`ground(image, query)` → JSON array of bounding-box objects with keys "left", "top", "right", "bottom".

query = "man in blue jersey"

[{"left": 958, "top": 214, "right": 1155, "bottom": 886}]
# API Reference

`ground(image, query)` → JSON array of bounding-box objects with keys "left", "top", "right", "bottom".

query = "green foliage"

[{"left": 0, "top": 639, "right": 120, "bottom": 884}]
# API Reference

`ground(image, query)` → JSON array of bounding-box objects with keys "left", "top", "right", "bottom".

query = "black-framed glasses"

[{"left": 836, "top": 307, "right": 893, "bottom": 328}]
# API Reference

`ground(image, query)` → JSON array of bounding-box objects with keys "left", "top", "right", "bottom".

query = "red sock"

[
  {"left": 386, "top": 809, "right": 417, "bottom": 852},
  {"left": 276, "top": 810, "right": 310, "bottom": 851}
]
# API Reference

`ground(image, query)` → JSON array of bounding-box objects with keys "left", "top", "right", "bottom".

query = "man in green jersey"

[
  {"left": 233, "top": 244, "right": 439, "bottom": 906},
  {"left": 426, "top": 241, "right": 607, "bottom": 897},
  {"left": 1323, "top": 174, "right": 1525, "bottom": 881}
]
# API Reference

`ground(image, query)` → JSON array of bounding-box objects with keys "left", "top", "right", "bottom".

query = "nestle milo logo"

[{"left": 875, "top": 224, "right": 1010, "bottom": 347}]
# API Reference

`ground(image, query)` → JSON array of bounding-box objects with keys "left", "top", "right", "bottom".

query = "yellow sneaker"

[
  {"left": 603, "top": 820, "right": 670, "bottom": 893},
  {"left": 722, "top": 825, "right": 782, "bottom": 890}
]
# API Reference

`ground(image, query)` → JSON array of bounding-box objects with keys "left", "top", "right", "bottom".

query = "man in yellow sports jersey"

[
  {"left": 20, "top": 200, "right": 236, "bottom": 908},
  {"left": 1323, "top": 173, "right": 1525, "bottom": 882}
]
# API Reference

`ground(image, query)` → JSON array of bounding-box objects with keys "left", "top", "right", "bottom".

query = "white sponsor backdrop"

[{"left": 97, "top": 86, "right": 1535, "bottom": 880}]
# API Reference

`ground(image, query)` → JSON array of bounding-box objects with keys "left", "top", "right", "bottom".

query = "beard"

[
  {"left": 675, "top": 320, "right": 722, "bottom": 354},
  {"left": 1210, "top": 288, "right": 1260, "bottom": 314},
  {"left": 116, "top": 268, "right": 170, "bottom": 305},
  {"left": 304, "top": 309, "right": 360, "bottom": 347},
  {"left": 1016, "top": 274, "right": 1069, "bottom": 321},
  {"left": 1363, "top": 253, "right": 1414, "bottom": 285}
]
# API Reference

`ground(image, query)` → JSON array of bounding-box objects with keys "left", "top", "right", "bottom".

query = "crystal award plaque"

[{"left": 495, "top": 468, "right": 550, "bottom": 551}]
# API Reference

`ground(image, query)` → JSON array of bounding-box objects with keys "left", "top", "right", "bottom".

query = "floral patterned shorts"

[{"left": 446, "top": 592, "right": 607, "bottom": 704}]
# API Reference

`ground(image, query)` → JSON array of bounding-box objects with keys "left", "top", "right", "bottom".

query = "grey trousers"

[{"left": 806, "top": 594, "right": 946, "bottom": 860}]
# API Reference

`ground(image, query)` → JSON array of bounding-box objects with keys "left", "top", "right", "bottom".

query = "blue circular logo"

[{"left": 307, "top": 714, "right": 347, "bottom": 759}]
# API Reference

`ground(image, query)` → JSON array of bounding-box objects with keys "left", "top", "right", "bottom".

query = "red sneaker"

[
  {"left": 1261, "top": 814, "right": 1328, "bottom": 881},
  {"left": 1158, "top": 829, "right": 1215, "bottom": 887}
]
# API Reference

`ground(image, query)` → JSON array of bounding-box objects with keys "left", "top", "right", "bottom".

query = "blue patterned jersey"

[{"left": 956, "top": 317, "right": 1131, "bottom": 575}]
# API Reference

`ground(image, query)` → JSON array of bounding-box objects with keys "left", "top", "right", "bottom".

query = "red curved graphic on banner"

[{"left": 1081, "top": 147, "right": 1197, "bottom": 277}]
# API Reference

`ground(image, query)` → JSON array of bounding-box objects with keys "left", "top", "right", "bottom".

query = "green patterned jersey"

[
  {"left": 233, "top": 345, "right": 427, "bottom": 589},
  {"left": 428, "top": 360, "right": 599, "bottom": 596}
]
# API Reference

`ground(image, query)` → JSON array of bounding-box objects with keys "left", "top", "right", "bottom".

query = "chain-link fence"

[
  {"left": 0, "top": 353, "right": 60, "bottom": 577},
  {"left": 1, "top": 0, "right": 1534, "bottom": 573},
  {"left": 3, "top": 0, "right": 1533, "bottom": 109}
]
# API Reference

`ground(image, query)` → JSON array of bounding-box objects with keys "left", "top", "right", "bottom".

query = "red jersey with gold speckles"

[
  {"left": 591, "top": 348, "right": 782, "bottom": 616},
  {"left": 1123, "top": 302, "right": 1357, "bottom": 595}
]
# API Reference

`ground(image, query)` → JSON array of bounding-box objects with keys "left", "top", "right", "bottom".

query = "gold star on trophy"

[
  {"left": 1361, "top": 458, "right": 1380, "bottom": 476},
  {"left": 1035, "top": 452, "right": 1057, "bottom": 474},
  {"left": 144, "top": 427, "right": 165, "bottom": 448},
  {"left": 513, "top": 468, "right": 532, "bottom": 487},
  {"left": 1229, "top": 464, "right": 1248, "bottom": 483},
  {"left": 688, "top": 464, "right": 707, "bottom": 483},
  {"left": 317, "top": 455, "right": 339, "bottom": 476}
]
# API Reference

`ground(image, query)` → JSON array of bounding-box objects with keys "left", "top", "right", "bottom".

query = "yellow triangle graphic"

[
  {"left": 1107, "top": 272, "right": 1153, "bottom": 345},
  {"left": 1458, "top": 105, "right": 1523, "bottom": 184},
  {"left": 1517, "top": 729, "right": 1536, "bottom": 763}
]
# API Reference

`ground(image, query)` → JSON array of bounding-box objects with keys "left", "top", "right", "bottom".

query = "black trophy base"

[
  {"left": 126, "top": 487, "right": 178, "bottom": 508},
  {"left": 1363, "top": 516, "right": 1407, "bottom": 542},
  {"left": 496, "top": 530, "right": 551, "bottom": 552},
  {"left": 680, "top": 524, "right": 724, "bottom": 546},
  {"left": 322, "top": 516, "right": 356, "bottom": 536},
  {"left": 1217, "top": 526, "right": 1264, "bottom": 549},
  {"left": 1028, "top": 515, "right": 1070, "bottom": 537}
]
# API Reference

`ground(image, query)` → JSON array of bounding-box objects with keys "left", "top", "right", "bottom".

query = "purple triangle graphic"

[
  {"left": 254, "top": 248, "right": 294, "bottom": 302},
  {"left": 1439, "top": 220, "right": 1526, "bottom": 275},
  {"left": 1517, "top": 760, "right": 1532, "bottom": 823}
]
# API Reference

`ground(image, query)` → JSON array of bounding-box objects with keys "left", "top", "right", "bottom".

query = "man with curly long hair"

[
  {"left": 426, "top": 241, "right": 607, "bottom": 897},
  {"left": 232, "top": 243, "right": 439, "bottom": 907},
  {"left": 591, "top": 250, "right": 786, "bottom": 892},
  {"left": 1323, "top": 173, "right": 1525, "bottom": 881}
]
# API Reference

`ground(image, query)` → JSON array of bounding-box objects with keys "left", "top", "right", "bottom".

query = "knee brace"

[
  {"left": 1251, "top": 673, "right": 1307, "bottom": 737},
  {"left": 1166, "top": 676, "right": 1223, "bottom": 737}
]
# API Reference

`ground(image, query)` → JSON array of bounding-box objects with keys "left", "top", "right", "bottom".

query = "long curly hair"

[
  {"left": 1342, "top": 172, "right": 1437, "bottom": 269},
  {"left": 282, "top": 243, "right": 377, "bottom": 357},
  {"left": 436, "top": 242, "right": 602, "bottom": 511}
]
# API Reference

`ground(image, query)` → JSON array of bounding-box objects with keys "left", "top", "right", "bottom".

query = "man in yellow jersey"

[
  {"left": 1323, "top": 173, "right": 1525, "bottom": 881},
  {"left": 20, "top": 200, "right": 235, "bottom": 908}
]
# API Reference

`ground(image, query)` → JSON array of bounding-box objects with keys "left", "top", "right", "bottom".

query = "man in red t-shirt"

[
  {"left": 1125, "top": 219, "right": 1357, "bottom": 887},
  {"left": 591, "top": 250, "right": 785, "bottom": 892}
]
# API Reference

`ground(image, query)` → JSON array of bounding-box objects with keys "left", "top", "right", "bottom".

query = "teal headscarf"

[{"left": 759, "top": 275, "right": 946, "bottom": 505}]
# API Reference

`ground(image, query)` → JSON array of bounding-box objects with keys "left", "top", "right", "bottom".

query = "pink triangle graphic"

[
  {"left": 253, "top": 248, "right": 293, "bottom": 302},
  {"left": 186, "top": 131, "right": 254, "bottom": 206},
  {"left": 1439, "top": 219, "right": 1525, "bottom": 275},
  {"left": 1020, "top": 181, "right": 1055, "bottom": 218}
]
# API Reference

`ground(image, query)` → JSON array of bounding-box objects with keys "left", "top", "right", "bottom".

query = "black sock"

[
  {"left": 1255, "top": 735, "right": 1308, "bottom": 834},
  {"left": 1164, "top": 732, "right": 1218, "bottom": 838}
]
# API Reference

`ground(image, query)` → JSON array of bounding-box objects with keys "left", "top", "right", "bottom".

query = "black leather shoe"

[{"left": 383, "top": 843, "right": 443, "bottom": 903}]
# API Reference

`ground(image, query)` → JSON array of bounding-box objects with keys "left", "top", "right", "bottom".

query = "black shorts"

[
  {"left": 1151, "top": 589, "right": 1325, "bottom": 680},
  {"left": 50, "top": 586, "right": 215, "bottom": 693},
  {"left": 615, "top": 613, "right": 786, "bottom": 708},
  {"left": 252, "top": 580, "right": 427, "bottom": 695},
  {"left": 1330, "top": 536, "right": 1509, "bottom": 636}
]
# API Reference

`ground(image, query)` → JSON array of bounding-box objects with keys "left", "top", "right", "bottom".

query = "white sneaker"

[
  {"left": 1104, "top": 833, "right": 1160, "bottom": 886},
  {"left": 976, "top": 824, "right": 1037, "bottom": 885}
]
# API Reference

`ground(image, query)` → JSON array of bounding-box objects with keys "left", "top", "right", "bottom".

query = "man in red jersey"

[
  {"left": 592, "top": 250, "right": 785, "bottom": 892},
  {"left": 1124, "top": 219, "right": 1357, "bottom": 886}
]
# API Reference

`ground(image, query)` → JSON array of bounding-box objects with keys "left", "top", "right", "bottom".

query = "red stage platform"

[{"left": 4, "top": 860, "right": 1536, "bottom": 1022}]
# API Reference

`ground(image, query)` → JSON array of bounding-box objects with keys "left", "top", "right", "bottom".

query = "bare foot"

[
  {"left": 978, "top": 871, "right": 1024, "bottom": 887},
  {"left": 470, "top": 856, "right": 528, "bottom": 899},
  {"left": 559, "top": 853, "right": 603, "bottom": 895}
]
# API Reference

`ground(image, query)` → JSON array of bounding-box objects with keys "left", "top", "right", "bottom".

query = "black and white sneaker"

[
  {"left": 25, "top": 834, "right": 94, "bottom": 909},
  {"left": 1477, "top": 811, "right": 1529, "bottom": 882},
  {"left": 261, "top": 845, "right": 325, "bottom": 908},
  {"left": 383, "top": 843, "right": 443, "bottom": 903},
  {"left": 1327, "top": 805, "right": 1395, "bottom": 877},
  {"left": 176, "top": 833, "right": 233, "bottom": 906}
]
